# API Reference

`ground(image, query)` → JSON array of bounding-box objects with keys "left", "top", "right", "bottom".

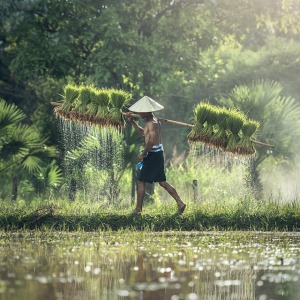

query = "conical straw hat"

[{"left": 128, "top": 96, "right": 164, "bottom": 112}]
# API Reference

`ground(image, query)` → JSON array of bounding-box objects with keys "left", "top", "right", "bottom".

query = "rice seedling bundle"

[
  {"left": 188, "top": 103, "right": 260, "bottom": 155},
  {"left": 233, "top": 120, "right": 260, "bottom": 155},
  {"left": 61, "top": 84, "right": 80, "bottom": 111},
  {"left": 108, "top": 89, "right": 132, "bottom": 123},
  {"left": 55, "top": 84, "right": 132, "bottom": 128},
  {"left": 187, "top": 103, "right": 213, "bottom": 142},
  {"left": 110, "top": 90, "right": 132, "bottom": 110},
  {"left": 55, "top": 84, "right": 80, "bottom": 121},
  {"left": 86, "top": 88, "right": 100, "bottom": 116},
  {"left": 73, "top": 86, "right": 91, "bottom": 113},
  {"left": 201, "top": 105, "right": 219, "bottom": 145},
  {"left": 211, "top": 108, "right": 230, "bottom": 149},
  {"left": 225, "top": 109, "right": 246, "bottom": 153},
  {"left": 94, "top": 89, "right": 111, "bottom": 118}
]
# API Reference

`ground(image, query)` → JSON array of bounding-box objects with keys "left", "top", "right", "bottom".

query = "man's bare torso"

[{"left": 144, "top": 116, "right": 161, "bottom": 145}]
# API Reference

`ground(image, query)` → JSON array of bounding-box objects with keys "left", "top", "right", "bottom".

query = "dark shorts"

[{"left": 138, "top": 151, "right": 166, "bottom": 183}]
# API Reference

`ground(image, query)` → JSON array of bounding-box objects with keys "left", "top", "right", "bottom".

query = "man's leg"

[
  {"left": 159, "top": 181, "right": 186, "bottom": 213},
  {"left": 133, "top": 180, "right": 146, "bottom": 213}
]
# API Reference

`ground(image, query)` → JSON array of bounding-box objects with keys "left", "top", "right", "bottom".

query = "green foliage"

[
  {"left": 0, "top": 99, "right": 26, "bottom": 136},
  {"left": 0, "top": 98, "right": 62, "bottom": 200},
  {"left": 217, "top": 80, "right": 300, "bottom": 195},
  {"left": 1, "top": 0, "right": 300, "bottom": 201},
  {"left": 218, "top": 80, "right": 300, "bottom": 164}
]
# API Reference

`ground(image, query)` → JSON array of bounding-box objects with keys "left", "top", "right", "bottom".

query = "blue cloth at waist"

[{"left": 149, "top": 144, "right": 164, "bottom": 152}]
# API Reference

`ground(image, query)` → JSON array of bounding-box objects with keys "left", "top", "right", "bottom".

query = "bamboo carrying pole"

[
  {"left": 123, "top": 112, "right": 194, "bottom": 128},
  {"left": 51, "top": 102, "right": 275, "bottom": 148},
  {"left": 122, "top": 112, "right": 275, "bottom": 148},
  {"left": 51, "top": 102, "right": 61, "bottom": 107}
]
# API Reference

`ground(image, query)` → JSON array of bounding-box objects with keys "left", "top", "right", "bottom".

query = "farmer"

[{"left": 126, "top": 96, "right": 186, "bottom": 215}]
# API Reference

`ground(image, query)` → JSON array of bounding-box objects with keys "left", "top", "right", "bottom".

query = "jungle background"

[{"left": 1, "top": 0, "right": 300, "bottom": 207}]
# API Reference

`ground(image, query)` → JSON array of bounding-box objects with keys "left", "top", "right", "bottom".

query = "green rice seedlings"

[
  {"left": 73, "top": 85, "right": 91, "bottom": 114},
  {"left": 66, "top": 85, "right": 92, "bottom": 124},
  {"left": 201, "top": 105, "right": 219, "bottom": 145},
  {"left": 55, "top": 84, "right": 80, "bottom": 121},
  {"left": 211, "top": 108, "right": 230, "bottom": 150},
  {"left": 234, "top": 119, "right": 260, "bottom": 155},
  {"left": 61, "top": 84, "right": 80, "bottom": 111},
  {"left": 187, "top": 103, "right": 211, "bottom": 142},
  {"left": 225, "top": 109, "right": 246, "bottom": 154},
  {"left": 110, "top": 89, "right": 132, "bottom": 111},
  {"left": 107, "top": 89, "right": 132, "bottom": 125},
  {"left": 86, "top": 87, "right": 101, "bottom": 116},
  {"left": 95, "top": 89, "right": 111, "bottom": 119},
  {"left": 56, "top": 84, "right": 133, "bottom": 128}
]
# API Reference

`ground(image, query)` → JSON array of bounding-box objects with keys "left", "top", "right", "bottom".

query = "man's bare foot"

[{"left": 177, "top": 203, "right": 186, "bottom": 215}]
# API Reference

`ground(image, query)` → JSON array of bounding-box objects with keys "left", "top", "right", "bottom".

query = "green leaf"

[
  {"left": 22, "top": 156, "right": 43, "bottom": 174},
  {"left": 46, "top": 165, "right": 63, "bottom": 187},
  {"left": 0, "top": 98, "right": 26, "bottom": 136}
]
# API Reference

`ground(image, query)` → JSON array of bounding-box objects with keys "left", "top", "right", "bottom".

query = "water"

[
  {"left": 188, "top": 142, "right": 255, "bottom": 169},
  {"left": 0, "top": 231, "right": 299, "bottom": 300},
  {"left": 56, "top": 117, "right": 125, "bottom": 203}
]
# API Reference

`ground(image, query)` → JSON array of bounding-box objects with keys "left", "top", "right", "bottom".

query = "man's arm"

[{"left": 126, "top": 113, "right": 144, "bottom": 137}]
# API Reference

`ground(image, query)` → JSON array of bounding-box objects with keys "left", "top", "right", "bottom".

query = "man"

[{"left": 126, "top": 96, "right": 186, "bottom": 215}]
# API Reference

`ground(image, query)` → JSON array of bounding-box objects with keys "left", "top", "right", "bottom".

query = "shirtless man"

[{"left": 126, "top": 97, "right": 186, "bottom": 215}]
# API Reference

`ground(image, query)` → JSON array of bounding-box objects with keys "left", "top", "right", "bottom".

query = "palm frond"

[
  {"left": 22, "top": 156, "right": 44, "bottom": 174},
  {"left": 45, "top": 164, "right": 63, "bottom": 187},
  {"left": 0, "top": 98, "right": 26, "bottom": 135}
]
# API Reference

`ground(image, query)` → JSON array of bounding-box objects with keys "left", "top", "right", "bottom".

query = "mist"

[{"left": 261, "top": 158, "right": 300, "bottom": 202}]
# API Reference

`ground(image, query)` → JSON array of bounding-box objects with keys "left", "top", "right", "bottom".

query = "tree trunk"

[
  {"left": 68, "top": 178, "right": 77, "bottom": 201},
  {"left": 11, "top": 175, "right": 18, "bottom": 201},
  {"left": 248, "top": 161, "right": 263, "bottom": 199}
]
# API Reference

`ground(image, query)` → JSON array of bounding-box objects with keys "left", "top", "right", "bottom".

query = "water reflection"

[{"left": 0, "top": 232, "right": 299, "bottom": 299}]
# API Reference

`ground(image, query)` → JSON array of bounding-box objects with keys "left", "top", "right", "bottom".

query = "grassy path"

[{"left": 0, "top": 200, "right": 299, "bottom": 231}]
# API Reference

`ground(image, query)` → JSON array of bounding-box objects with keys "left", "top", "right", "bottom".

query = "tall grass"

[{"left": 0, "top": 196, "right": 300, "bottom": 231}]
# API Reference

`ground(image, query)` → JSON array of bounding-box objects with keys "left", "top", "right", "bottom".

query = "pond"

[{"left": 0, "top": 231, "right": 299, "bottom": 300}]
